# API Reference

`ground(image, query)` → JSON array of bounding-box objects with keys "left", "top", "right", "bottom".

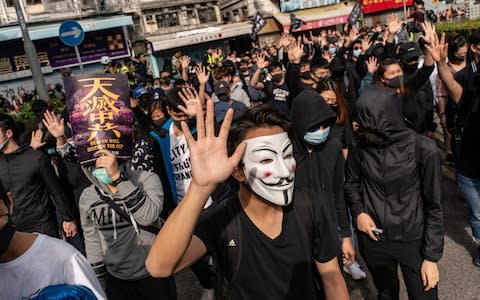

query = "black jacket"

[
  {"left": 345, "top": 86, "right": 444, "bottom": 262},
  {"left": 291, "top": 90, "right": 351, "bottom": 237},
  {"left": 0, "top": 145, "right": 74, "bottom": 232}
]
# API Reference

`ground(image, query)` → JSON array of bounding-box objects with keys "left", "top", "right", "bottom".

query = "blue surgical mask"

[
  {"left": 234, "top": 82, "right": 243, "bottom": 90},
  {"left": 92, "top": 168, "right": 113, "bottom": 185},
  {"left": 328, "top": 47, "right": 337, "bottom": 55},
  {"left": 353, "top": 49, "right": 362, "bottom": 57},
  {"left": 304, "top": 126, "right": 330, "bottom": 145},
  {"left": 0, "top": 137, "right": 9, "bottom": 153}
]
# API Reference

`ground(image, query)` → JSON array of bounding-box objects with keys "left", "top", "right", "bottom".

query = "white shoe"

[
  {"left": 200, "top": 288, "right": 215, "bottom": 300},
  {"left": 343, "top": 261, "right": 367, "bottom": 280}
]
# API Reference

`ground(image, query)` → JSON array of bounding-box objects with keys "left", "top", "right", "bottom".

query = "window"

[{"left": 198, "top": 7, "right": 216, "bottom": 23}]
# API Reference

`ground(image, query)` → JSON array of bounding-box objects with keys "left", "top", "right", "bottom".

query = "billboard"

[
  {"left": 0, "top": 27, "right": 129, "bottom": 82},
  {"left": 362, "top": 0, "right": 414, "bottom": 14},
  {"left": 65, "top": 74, "right": 133, "bottom": 165},
  {"left": 280, "top": 0, "right": 340, "bottom": 12}
]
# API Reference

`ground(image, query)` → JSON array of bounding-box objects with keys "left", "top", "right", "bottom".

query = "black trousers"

[
  {"left": 358, "top": 234, "right": 438, "bottom": 300},
  {"left": 106, "top": 273, "right": 177, "bottom": 300}
]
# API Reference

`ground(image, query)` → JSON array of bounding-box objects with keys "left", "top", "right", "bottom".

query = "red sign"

[
  {"left": 283, "top": 15, "right": 350, "bottom": 32},
  {"left": 362, "top": 0, "right": 413, "bottom": 14}
]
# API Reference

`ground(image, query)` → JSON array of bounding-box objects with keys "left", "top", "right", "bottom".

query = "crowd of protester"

[{"left": 1, "top": 12, "right": 480, "bottom": 300}]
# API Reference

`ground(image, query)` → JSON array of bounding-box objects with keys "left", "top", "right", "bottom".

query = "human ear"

[{"left": 232, "top": 165, "right": 247, "bottom": 183}]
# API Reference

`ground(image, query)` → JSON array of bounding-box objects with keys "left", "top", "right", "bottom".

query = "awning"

[
  {"left": 0, "top": 15, "right": 133, "bottom": 42},
  {"left": 258, "top": 18, "right": 283, "bottom": 35},
  {"left": 147, "top": 22, "right": 252, "bottom": 52},
  {"left": 273, "top": 3, "right": 354, "bottom": 32}
]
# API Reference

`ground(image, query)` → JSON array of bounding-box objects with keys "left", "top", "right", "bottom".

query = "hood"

[
  {"left": 355, "top": 85, "right": 407, "bottom": 139},
  {"left": 291, "top": 90, "right": 336, "bottom": 139}
]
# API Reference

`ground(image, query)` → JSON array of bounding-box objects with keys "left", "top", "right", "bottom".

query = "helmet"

[{"left": 100, "top": 56, "right": 111, "bottom": 65}]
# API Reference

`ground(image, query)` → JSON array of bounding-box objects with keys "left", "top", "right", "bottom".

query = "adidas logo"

[{"left": 228, "top": 239, "right": 237, "bottom": 247}]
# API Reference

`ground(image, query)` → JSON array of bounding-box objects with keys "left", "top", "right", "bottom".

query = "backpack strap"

[{"left": 94, "top": 186, "right": 160, "bottom": 235}]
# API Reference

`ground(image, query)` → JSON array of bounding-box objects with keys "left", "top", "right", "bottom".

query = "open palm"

[
  {"left": 43, "top": 110, "right": 65, "bottom": 138},
  {"left": 182, "top": 100, "right": 245, "bottom": 187}
]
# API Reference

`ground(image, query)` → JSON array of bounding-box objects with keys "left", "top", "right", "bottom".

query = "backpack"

[{"left": 214, "top": 189, "right": 315, "bottom": 299}]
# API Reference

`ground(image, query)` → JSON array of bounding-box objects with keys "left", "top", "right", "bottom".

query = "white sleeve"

[{"left": 65, "top": 252, "right": 107, "bottom": 300}]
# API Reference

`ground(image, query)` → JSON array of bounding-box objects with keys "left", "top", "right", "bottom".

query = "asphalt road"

[{"left": 174, "top": 165, "right": 480, "bottom": 299}]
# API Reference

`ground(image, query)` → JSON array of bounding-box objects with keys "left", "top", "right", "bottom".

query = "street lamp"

[{"left": 12, "top": 0, "right": 49, "bottom": 102}]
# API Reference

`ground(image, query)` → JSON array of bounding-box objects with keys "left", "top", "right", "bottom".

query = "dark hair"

[
  {"left": 165, "top": 87, "right": 184, "bottom": 112},
  {"left": 375, "top": 58, "right": 409, "bottom": 96},
  {"left": 469, "top": 29, "right": 480, "bottom": 46},
  {"left": 268, "top": 60, "right": 283, "bottom": 73},
  {"left": 214, "top": 66, "right": 234, "bottom": 81},
  {"left": 0, "top": 113, "right": 16, "bottom": 139},
  {"left": 227, "top": 105, "right": 290, "bottom": 156},
  {"left": 316, "top": 79, "right": 348, "bottom": 125},
  {"left": 310, "top": 57, "right": 330, "bottom": 72},
  {"left": 448, "top": 34, "right": 468, "bottom": 62},
  {"left": 149, "top": 100, "right": 169, "bottom": 120}
]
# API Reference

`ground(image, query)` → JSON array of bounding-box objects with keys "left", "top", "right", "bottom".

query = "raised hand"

[
  {"left": 361, "top": 35, "right": 372, "bottom": 54},
  {"left": 195, "top": 65, "right": 210, "bottom": 85},
  {"left": 288, "top": 37, "right": 304, "bottom": 64},
  {"left": 425, "top": 31, "right": 448, "bottom": 63},
  {"left": 43, "top": 110, "right": 65, "bottom": 139},
  {"left": 178, "top": 87, "right": 201, "bottom": 117},
  {"left": 182, "top": 100, "right": 245, "bottom": 187},
  {"left": 322, "top": 51, "right": 333, "bottom": 63},
  {"left": 181, "top": 55, "right": 191, "bottom": 70},
  {"left": 366, "top": 56, "right": 379, "bottom": 74},
  {"left": 387, "top": 13, "right": 402, "bottom": 35},
  {"left": 421, "top": 21, "right": 436, "bottom": 45},
  {"left": 256, "top": 53, "right": 269, "bottom": 69},
  {"left": 30, "top": 129, "right": 46, "bottom": 150}
]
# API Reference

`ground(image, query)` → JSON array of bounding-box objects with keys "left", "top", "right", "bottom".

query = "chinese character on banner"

[
  {"left": 65, "top": 74, "right": 133, "bottom": 165},
  {"left": 0, "top": 57, "right": 13, "bottom": 75}
]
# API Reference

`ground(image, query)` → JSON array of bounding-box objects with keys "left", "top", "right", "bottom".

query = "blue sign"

[{"left": 59, "top": 20, "right": 84, "bottom": 47}]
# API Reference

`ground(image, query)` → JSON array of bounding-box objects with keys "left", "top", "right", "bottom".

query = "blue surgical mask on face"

[
  {"left": 328, "top": 47, "right": 337, "bottom": 55},
  {"left": 353, "top": 49, "right": 362, "bottom": 57},
  {"left": 304, "top": 126, "right": 330, "bottom": 145},
  {"left": 92, "top": 168, "right": 113, "bottom": 185}
]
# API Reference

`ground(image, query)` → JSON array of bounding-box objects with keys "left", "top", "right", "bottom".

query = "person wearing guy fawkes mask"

[
  {"left": 291, "top": 90, "right": 355, "bottom": 276},
  {"left": 146, "top": 103, "right": 349, "bottom": 300},
  {"left": 398, "top": 41, "right": 436, "bottom": 135},
  {"left": 148, "top": 87, "right": 217, "bottom": 299},
  {"left": 0, "top": 184, "right": 106, "bottom": 300}
]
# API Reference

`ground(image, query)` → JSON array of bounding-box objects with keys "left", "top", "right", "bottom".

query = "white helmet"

[{"left": 100, "top": 56, "right": 111, "bottom": 65}]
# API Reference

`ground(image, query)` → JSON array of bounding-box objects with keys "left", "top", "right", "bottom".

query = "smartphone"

[{"left": 371, "top": 227, "right": 384, "bottom": 241}]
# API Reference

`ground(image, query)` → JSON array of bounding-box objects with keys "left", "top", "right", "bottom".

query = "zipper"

[{"left": 382, "top": 148, "right": 387, "bottom": 241}]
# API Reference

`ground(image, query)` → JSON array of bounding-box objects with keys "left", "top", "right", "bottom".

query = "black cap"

[
  {"left": 214, "top": 80, "right": 230, "bottom": 95},
  {"left": 398, "top": 42, "right": 422, "bottom": 62}
]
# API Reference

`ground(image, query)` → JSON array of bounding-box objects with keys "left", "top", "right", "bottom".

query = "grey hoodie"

[{"left": 79, "top": 166, "right": 164, "bottom": 281}]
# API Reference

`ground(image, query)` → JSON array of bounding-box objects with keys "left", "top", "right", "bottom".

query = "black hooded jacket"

[
  {"left": 291, "top": 90, "right": 350, "bottom": 237},
  {"left": 345, "top": 85, "right": 444, "bottom": 262},
  {"left": 0, "top": 145, "right": 74, "bottom": 233}
]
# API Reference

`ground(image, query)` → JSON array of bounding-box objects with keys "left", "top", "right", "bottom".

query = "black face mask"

[
  {"left": 329, "top": 104, "right": 338, "bottom": 113},
  {"left": 384, "top": 75, "right": 404, "bottom": 89},
  {"left": 174, "top": 118, "right": 196, "bottom": 130},
  {"left": 271, "top": 74, "right": 283, "bottom": 83},
  {"left": 453, "top": 55, "right": 466, "bottom": 63},
  {"left": 152, "top": 118, "right": 166, "bottom": 128},
  {"left": 139, "top": 96, "right": 152, "bottom": 110},
  {"left": 0, "top": 218, "right": 15, "bottom": 257},
  {"left": 300, "top": 71, "right": 312, "bottom": 80},
  {"left": 403, "top": 63, "right": 418, "bottom": 74}
]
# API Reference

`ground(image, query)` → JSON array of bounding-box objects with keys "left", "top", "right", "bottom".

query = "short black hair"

[
  {"left": 165, "top": 87, "right": 184, "bottom": 112},
  {"left": 0, "top": 113, "right": 16, "bottom": 139},
  {"left": 227, "top": 105, "right": 290, "bottom": 157},
  {"left": 469, "top": 29, "right": 480, "bottom": 47},
  {"left": 448, "top": 34, "right": 467, "bottom": 62},
  {"left": 268, "top": 60, "right": 283, "bottom": 73},
  {"left": 310, "top": 57, "right": 330, "bottom": 72}
]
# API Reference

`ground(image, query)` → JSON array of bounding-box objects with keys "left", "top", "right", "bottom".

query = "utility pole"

[{"left": 12, "top": 0, "right": 49, "bottom": 102}]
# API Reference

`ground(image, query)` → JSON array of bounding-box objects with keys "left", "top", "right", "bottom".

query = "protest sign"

[{"left": 65, "top": 74, "right": 133, "bottom": 165}]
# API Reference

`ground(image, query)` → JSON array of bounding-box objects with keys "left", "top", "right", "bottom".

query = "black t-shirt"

[
  {"left": 195, "top": 190, "right": 339, "bottom": 300},
  {"left": 330, "top": 121, "right": 354, "bottom": 149},
  {"left": 264, "top": 81, "right": 291, "bottom": 117},
  {"left": 454, "top": 64, "right": 480, "bottom": 178}
]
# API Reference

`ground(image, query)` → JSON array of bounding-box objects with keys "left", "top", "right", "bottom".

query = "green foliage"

[
  {"left": 15, "top": 102, "right": 35, "bottom": 122},
  {"left": 436, "top": 19, "right": 480, "bottom": 38}
]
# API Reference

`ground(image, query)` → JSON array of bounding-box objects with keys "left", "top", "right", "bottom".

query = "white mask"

[{"left": 242, "top": 132, "right": 296, "bottom": 206}]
